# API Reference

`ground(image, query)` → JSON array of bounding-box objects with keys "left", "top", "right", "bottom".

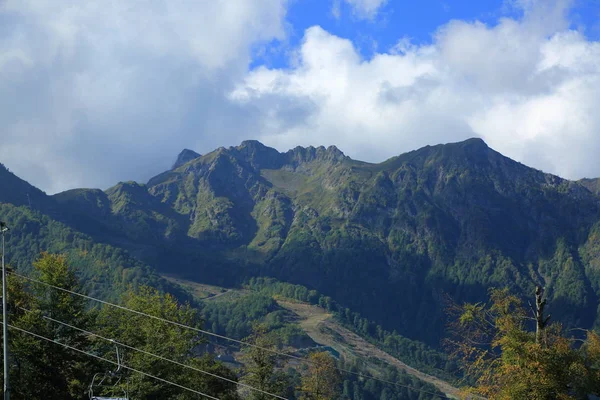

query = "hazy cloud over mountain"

[{"left": 1, "top": 0, "right": 599, "bottom": 193}]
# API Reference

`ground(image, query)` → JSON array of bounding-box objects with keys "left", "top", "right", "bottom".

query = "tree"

[
  {"left": 448, "top": 287, "right": 600, "bottom": 399},
  {"left": 5, "top": 253, "right": 96, "bottom": 400},
  {"left": 241, "top": 323, "right": 291, "bottom": 400},
  {"left": 97, "top": 285, "right": 239, "bottom": 400},
  {"left": 1, "top": 252, "right": 244, "bottom": 399},
  {"left": 301, "top": 351, "right": 341, "bottom": 400}
]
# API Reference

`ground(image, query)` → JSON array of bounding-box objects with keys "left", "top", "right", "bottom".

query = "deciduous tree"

[
  {"left": 301, "top": 351, "right": 341, "bottom": 400},
  {"left": 448, "top": 287, "right": 600, "bottom": 399},
  {"left": 241, "top": 323, "right": 291, "bottom": 400}
]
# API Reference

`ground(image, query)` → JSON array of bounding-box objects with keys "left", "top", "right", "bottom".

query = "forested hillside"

[
  {"left": 1, "top": 253, "right": 448, "bottom": 399},
  {"left": 0, "top": 203, "right": 187, "bottom": 302}
]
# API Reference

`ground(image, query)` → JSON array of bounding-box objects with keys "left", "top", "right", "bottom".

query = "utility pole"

[{"left": 1, "top": 221, "right": 9, "bottom": 400}]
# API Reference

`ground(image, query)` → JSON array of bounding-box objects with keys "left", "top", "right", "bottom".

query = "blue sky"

[
  {"left": 283, "top": 0, "right": 502, "bottom": 58},
  {"left": 1, "top": 0, "right": 600, "bottom": 193},
  {"left": 254, "top": 0, "right": 600, "bottom": 68}
]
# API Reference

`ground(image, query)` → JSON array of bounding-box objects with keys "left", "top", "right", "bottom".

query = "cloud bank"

[
  {"left": 233, "top": 0, "right": 600, "bottom": 180},
  {"left": 0, "top": 0, "right": 287, "bottom": 193},
  {"left": 1, "top": 0, "right": 599, "bottom": 193}
]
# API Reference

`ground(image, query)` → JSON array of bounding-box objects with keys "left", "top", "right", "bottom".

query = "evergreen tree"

[{"left": 5, "top": 253, "right": 96, "bottom": 399}]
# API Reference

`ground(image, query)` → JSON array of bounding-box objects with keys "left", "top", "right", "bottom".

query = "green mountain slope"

[
  {"left": 0, "top": 164, "right": 50, "bottom": 209},
  {"left": 3, "top": 139, "right": 600, "bottom": 348},
  {"left": 142, "top": 138, "right": 600, "bottom": 344},
  {"left": 579, "top": 177, "right": 600, "bottom": 195},
  {"left": 0, "top": 165, "right": 189, "bottom": 302},
  {"left": 0, "top": 203, "right": 187, "bottom": 302}
]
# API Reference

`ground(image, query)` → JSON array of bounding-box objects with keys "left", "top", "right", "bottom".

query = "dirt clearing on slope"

[{"left": 277, "top": 299, "right": 461, "bottom": 399}]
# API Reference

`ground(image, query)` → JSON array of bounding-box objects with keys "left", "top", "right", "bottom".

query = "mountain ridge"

[{"left": 3, "top": 138, "right": 600, "bottom": 347}]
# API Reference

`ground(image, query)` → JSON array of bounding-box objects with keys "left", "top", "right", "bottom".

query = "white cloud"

[
  {"left": 231, "top": 0, "right": 600, "bottom": 180},
  {"left": 0, "top": 0, "right": 288, "bottom": 193},
  {"left": 2, "top": 0, "right": 600, "bottom": 194},
  {"left": 338, "top": 0, "right": 388, "bottom": 20}
]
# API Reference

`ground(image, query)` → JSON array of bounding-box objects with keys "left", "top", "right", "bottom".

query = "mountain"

[
  {"left": 0, "top": 163, "right": 51, "bottom": 210},
  {"left": 2, "top": 138, "right": 600, "bottom": 347},
  {"left": 579, "top": 177, "right": 600, "bottom": 195},
  {"left": 173, "top": 149, "right": 201, "bottom": 169},
  {"left": 142, "top": 138, "right": 600, "bottom": 343},
  {"left": 0, "top": 165, "right": 189, "bottom": 302}
]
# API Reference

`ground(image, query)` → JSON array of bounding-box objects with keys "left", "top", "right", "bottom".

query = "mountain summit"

[{"left": 172, "top": 149, "right": 201, "bottom": 169}]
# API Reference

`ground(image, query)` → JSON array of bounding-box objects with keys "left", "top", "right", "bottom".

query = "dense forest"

[
  {"left": 0, "top": 253, "right": 446, "bottom": 400},
  {"left": 3, "top": 253, "right": 600, "bottom": 399}
]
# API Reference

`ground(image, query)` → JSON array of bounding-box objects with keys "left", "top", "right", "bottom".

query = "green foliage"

[
  {"left": 202, "top": 292, "right": 279, "bottom": 339},
  {"left": 97, "top": 286, "right": 239, "bottom": 399},
  {"left": 240, "top": 324, "right": 292, "bottom": 400},
  {"left": 450, "top": 288, "right": 600, "bottom": 399},
  {"left": 300, "top": 351, "right": 341, "bottom": 400},
  {"left": 1, "top": 253, "right": 240, "bottom": 400},
  {"left": 201, "top": 291, "right": 311, "bottom": 346},
  {"left": 339, "top": 360, "right": 445, "bottom": 400},
  {"left": 4, "top": 253, "right": 97, "bottom": 399}
]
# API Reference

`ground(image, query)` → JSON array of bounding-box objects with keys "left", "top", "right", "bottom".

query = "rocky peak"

[
  {"left": 441, "top": 137, "right": 491, "bottom": 165},
  {"left": 233, "top": 140, "right": 284, "bottom": 170},
  {"left": 461, "top": 137, "right": 488, "bottom": 149},
  {"left": 393, "top": 137, "right": 492, "bottom": 169},
  {"left": 285, "top": 144, "right": 347, "bottom": 166},
  {"left": 238, "top": 140, "right": 267, "bottom": 150},
  {"left": 325, "top": 145, "right": 346, "bottom": 161},
  {"left": 106, "top": 181, "right": 148, "bottom": 197},
  {"left": 173, "top": 149, "right": 201, "bottom": 169}
]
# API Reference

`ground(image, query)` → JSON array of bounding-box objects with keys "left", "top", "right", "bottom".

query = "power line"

[
  {"left": 10, "top": 270, "right": 450, "bottom": 398},
  {"left": 2, "top": 322, "right": 220, "bottom": 400},
  {"left": 8, "top": 270, "right": 308, "bottom": 358},
  {"left": 8, "top": 270, "right": 450, "bottom": 399},
  {"left": 18, "top": 306, "right": 288, "bottom": 400}
]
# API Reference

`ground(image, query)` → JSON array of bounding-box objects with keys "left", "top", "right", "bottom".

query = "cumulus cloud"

[
  {"left": 0, "top": 0, "right": 287, "bottom": 193},
  {"left": 2, "top": 0, "right": 600, "bottom": 194},
  {"left": 231, "top": 0, "right": 600, "bottom": 180}
]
